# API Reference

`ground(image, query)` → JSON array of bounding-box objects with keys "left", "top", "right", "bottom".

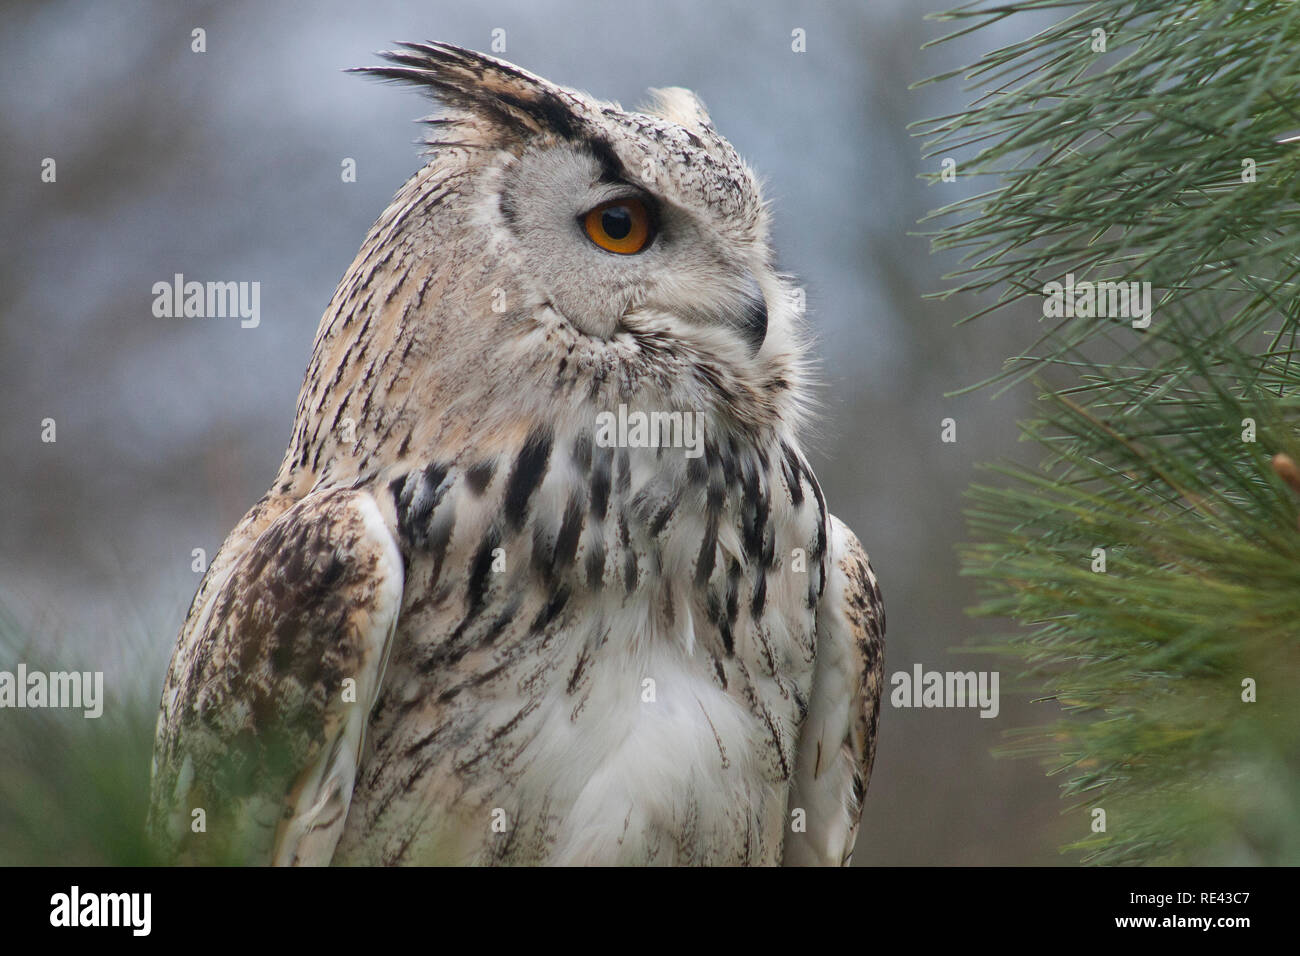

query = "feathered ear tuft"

[
  {"left": 641, "top": 87, "right": 713, "bottom": 137},
  {"left": 349, "top": 41, "right": 591, "bottom": 143}
]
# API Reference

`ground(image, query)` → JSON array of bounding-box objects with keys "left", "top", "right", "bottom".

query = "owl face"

[
  {"left": 357, "top": 45, "right": 800, "bottom": 388},
  {"left": 494, "top": 133, "right": 771, "bottom": 353},
  {"left": 268, "top": 40, "right": 815, "bottom": 490}
]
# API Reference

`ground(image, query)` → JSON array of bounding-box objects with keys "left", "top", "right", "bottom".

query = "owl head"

[
  {"left": 284, "top": 43, "right": 810, "bottom": 485},
  {"left": 356, "top": 42, "right": 788, "bottom": 352}
]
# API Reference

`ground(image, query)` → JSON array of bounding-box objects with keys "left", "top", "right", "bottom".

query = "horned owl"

[{"left": 148, "top": 42, "right": 884, "bottom": 866}]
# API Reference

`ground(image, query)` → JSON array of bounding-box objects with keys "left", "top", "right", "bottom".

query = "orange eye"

[{"left": 582, "top": 198, "right": 653, "bottom": 254}]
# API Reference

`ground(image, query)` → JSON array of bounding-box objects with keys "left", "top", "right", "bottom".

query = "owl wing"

[
  {"left": 784, "top": 514, "right": 886, "bottom": 866},
  {"left": 148, "top": 488, "right": 404, "bottom": 865}
]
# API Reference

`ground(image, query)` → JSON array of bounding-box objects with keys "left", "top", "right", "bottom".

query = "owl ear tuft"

[
  {"left": 641, "top": 87, "right": 713, "bottom": 136},
  {"left": 350, "top": 41, "right": 589, "bottom": 143}
]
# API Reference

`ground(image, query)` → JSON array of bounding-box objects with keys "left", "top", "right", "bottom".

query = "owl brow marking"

[{"left": 588, "top": 138, "right": 631, "bottom": 187}]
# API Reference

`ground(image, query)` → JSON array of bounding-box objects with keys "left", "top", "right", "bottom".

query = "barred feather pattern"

[{"left": 332, "top": 421, "right": 827, "bottom": 865}]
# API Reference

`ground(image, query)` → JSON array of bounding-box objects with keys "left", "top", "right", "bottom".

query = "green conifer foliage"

[{"left": 918, "top": 1, "right": 1300, "bottom": 864}]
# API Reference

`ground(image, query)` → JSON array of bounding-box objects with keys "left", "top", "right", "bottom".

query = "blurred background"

[{"left": 0, "top": 0, "right": 1071, "bottom": 864}]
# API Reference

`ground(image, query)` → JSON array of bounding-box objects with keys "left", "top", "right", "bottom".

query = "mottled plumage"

[{"left": 149, "top": 42, "right": 884, "bottom": 866}]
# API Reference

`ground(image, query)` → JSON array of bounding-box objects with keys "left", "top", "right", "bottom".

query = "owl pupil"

[{"left": 602, "top": 207, "right": 632, "bottom": 240}]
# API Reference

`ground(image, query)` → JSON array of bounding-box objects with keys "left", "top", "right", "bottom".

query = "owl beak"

[{"left": 736, "top": 273, "right": 768, "bottom": 354}]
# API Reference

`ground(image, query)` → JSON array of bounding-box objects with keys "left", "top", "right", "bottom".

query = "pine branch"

[{"left": 923, "top": 0, "right": 1300, "bottom": 863}]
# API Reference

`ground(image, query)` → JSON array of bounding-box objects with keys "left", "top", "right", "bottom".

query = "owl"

[{"left": 148, "top": 42, "right": 884, "bottom": 866}]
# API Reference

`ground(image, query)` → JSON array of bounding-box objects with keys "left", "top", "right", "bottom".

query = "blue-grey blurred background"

[{"left": 0, "top": 0, "right": 1069, "bottom": 863}]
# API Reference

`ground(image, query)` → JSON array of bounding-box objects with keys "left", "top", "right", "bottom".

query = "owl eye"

[{"left": 582, "top": 198, "right": 653, "bottom": 254}]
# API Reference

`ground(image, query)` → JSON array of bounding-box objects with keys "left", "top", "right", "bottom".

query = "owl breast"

[{"left": 332, "top": 419, "right": 828, "bottom": 865}]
